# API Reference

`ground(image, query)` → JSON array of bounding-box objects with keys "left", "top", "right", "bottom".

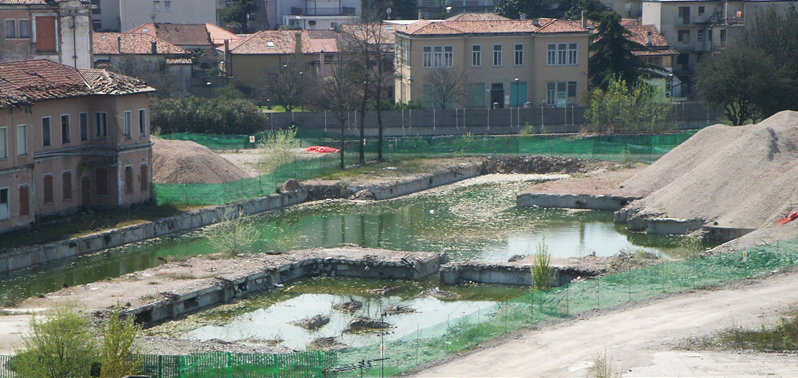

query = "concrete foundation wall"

[
  {"left": 129, "top": 254, "right": 447, "bottom": 327},
  {"left": 645, "top": 218, "right": 704, "bottom": 235},
  {"left": 517, "top": 193, "right": 636, "bottom": 211},
  {"left": 351, "top": 164, "right": 481, "bottom": 200},
  {"left": 702, "top": 226, "right": 755, "bottom": 244}
]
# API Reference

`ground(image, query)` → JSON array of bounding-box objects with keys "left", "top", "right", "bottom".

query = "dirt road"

[{"left": 413, "top": 271, "right": 798, "bottom": 377}]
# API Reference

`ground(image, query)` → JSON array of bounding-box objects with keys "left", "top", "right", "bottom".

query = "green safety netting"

[{"left": 154, "top": 128, "right": 697, "bottom": 206}]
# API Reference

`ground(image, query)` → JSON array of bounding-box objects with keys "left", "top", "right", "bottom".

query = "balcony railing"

[{"left": 291, "top": 6, "right": 356, "bottom": 16}]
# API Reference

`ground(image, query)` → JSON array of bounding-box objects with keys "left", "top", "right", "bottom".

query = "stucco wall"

[{"left": 119, "top": 0, "right": 216, "bottom": 32}]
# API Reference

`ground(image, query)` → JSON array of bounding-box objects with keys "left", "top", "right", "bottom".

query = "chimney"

[
  {"left": 581, "top": 10, "right": 588, "bottom": 29},
  {"left": 646, "top": 30, "right": 652, "bottom": 46},
  {"left": 418, "top": 10, "right": 423, "bottom": 20},
  {"left": 532, "top": 19, "right": 539, "bottom": 27},
  {"left": 224, "top": 39, "right": 232, "bottom": 77},
  {"left": 295, "top": 32, "right": 302, "bottom": 54},
  {"left": 117, "top": 36, "right": 122, "bottom": 54},
  {"left": 520, "top": 13, "right": 526, "bottom": 20},
  {"left": 151, "top": 41, "right": 157, "bottom": 54}
]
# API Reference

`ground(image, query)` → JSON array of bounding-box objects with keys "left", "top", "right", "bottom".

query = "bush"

[
  {"left": 150, "top": 97, "right": 266, "bottom": 135},
  {"left": 585, "top": 76, "right": 674, "bottom": 134},
  {"left": 530, "top": 238, "right": 554, "bottom": 291},
  {"left": 259, "top": 126, "right": 301, "bottom": 174}
]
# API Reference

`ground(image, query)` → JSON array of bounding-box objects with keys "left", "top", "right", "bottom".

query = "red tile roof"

[
  {"left": 0, "top": 60, "right": 153, "bottom": 108},
  {"left": 93, "top": 32, "right": 188, "bottom": 55},
  {"left": 445, "top": 12, "right": 510, "bottom": 21},
  {"left": 397, "top": 18, "right": 587, "bottom": 36},
  {"left": 230, "top": 30, "right": 314, "bottom": 54},
  {"left": 124, "top": 23, "right": 213, "bottom": 48}
]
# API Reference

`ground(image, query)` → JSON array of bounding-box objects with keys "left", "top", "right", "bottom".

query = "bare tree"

[
  {"left": 262, "top": 57, "right": 312, "bottom": 112},
  {"left": 312, "top": 54, "right": 362, "bottom": 169},
  {"left": 111, "top": 56, "right": 184, "bottom": 98},
  {"left": 424, "top": 68, "right": 469, "bottom": 109},
  {"left": 339, "top": 4, "right": 396, "bottom": 162}
]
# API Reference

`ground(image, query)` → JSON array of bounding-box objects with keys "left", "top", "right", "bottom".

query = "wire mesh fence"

[
  {"left": 0, "top": 351, "right": 336, "bottom": 378},
  {"left": 154, "top": 129, "right": 696, "bottom": 206},
  {"left": 2, "top": 240, "right": 797, "bottom": 378}
]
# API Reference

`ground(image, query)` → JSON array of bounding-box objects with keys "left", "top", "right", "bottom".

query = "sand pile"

[
  {"left": 624, "top": 111, "right": 798, "bottom": 241},
  {"left": 152, "top": 136, "right": 250, "bottom": 184}
]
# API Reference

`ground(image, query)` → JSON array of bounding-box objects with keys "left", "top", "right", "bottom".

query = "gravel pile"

[
  {"left": 152, "top": 136, "right": 250, "bottom": 184},
  {"left": 623, "top": 111, "right": 798, "bottom": 248}
]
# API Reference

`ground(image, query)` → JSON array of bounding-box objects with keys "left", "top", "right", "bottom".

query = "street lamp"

[
  {"left": 267, "top": 99, "right": 271, "bottom": 109},
  {"left": 206, "top": 81, "right": 212, "bottom": 98},
  {"left": 513, "top": 78, "right": 519, "bottom": 107}
]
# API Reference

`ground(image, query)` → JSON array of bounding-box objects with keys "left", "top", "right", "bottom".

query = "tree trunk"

[
  {"left": 340, "top": 117, "right": 346, "bottom": 170},
  {"left": 376, "top": 62, "right": 384, "bottom": 161}
]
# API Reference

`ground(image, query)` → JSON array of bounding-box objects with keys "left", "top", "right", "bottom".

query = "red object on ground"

[
  {"left": 306, "top": 146, "right": 339, "bottom": 153},
  {"left": 778, "top": 212, "right": 798, "bottom": 225}
]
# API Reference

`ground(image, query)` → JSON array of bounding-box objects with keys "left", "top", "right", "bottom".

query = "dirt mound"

[
  {"left": 481, "top": 156, "right": 585, "bottom": 175},
  {"left": 624, "top": 111, "right": 798, "bottom": 240},
  {"left": 152, "top": 136, "right": 250, "bottom": 184}
]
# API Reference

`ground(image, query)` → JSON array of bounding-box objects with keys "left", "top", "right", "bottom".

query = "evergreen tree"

[{"left": 588, "top": 11, "right": 666, "bottom": 90}]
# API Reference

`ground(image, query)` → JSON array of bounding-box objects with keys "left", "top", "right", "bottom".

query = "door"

[
  {"left": 19, "top": 185, "right": 29, "bottom": 216},
  {"left": 510, "top": 82, "right": 527, "bottom": 107},
  {"left": 35, "top": 16, "right": 56, "bottom": 52},
  {"left": 678, "top": 7, "right": 690, "bottom": 24},
  {"left": 81, "top": 176, "right": 91, "bottom": 206},
  {"left": 490, "top": 83, "right": 504, "bottom": 108}
]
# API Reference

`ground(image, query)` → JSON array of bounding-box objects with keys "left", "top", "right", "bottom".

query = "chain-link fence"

[
  {"left": 154, "top": 129, "right": 696, "bottom": 206},
  {"left": 0, "top": 351, "right": 336, "bottom": 378}
]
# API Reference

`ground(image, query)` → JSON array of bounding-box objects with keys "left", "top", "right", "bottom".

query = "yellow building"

[{"left": 394, "top": 17, "right": 591, "bottom": 108}]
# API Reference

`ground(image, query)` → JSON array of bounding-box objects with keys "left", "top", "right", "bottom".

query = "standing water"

[{"left": 0, "top": 175, "right": 708, "bottom": 305}]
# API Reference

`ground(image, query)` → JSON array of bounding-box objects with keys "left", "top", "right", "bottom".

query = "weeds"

[
  {"left": 591, "top": 350, "right": 621, "bottom": 378},
  {"left": 259, "top": 126, "right": 300, "bottom": 174},
  {"left": 206, "top": 206, "right": 260, "bottom": 257},
  {"left": 717, "top": 315, "right": 798, "bottom": 351},
  {"left": 531, "top": 238, "right": 554, "bottom": 291}
]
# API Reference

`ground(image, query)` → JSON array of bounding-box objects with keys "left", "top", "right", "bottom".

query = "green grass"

[
  {"left": 715, "top": 313, "right": 798, "bottom": 351},
  {"left": 0, "top": 202, "right": 187, "bottom": 252}
]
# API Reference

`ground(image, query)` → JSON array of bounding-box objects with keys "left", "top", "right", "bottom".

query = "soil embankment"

[{"left": 152, "top": 136, "right": 249, "bottom": 184}]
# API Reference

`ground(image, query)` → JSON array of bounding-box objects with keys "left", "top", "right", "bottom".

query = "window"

[
  {"left": 5, "top": 19, "right": 15, "bottom": 38},
  {"left": 678, "top": 30, "right": 690, "bottom": 43},
  {"left": 95, "top": 168, "right": 109, "bottom": 196},
  {"left": 95, "top": 112, "right": 107, "bottom": 138},
  {"left": 568, "top": 43, "right": 578, "bottom": 65},
  {"left": 546, "top": 81, "right": 576, "bottom": 107},
  {"left": 547, "top": 43, "right": 578, "bottom": 66},
  {"left": 123, "top": 111, "right": 132, "bottom": 137},
  {"left": 35, "top": 16, "right": 56, "bottom": 52},
  {"left": 80, "top": 113, "right": 88, "bottom": 141},
  {"left": 91, "top": 0, "right": 101, "bottom": 14},
  {"left": 93, "top": 20, "right": 102, "bottom": 32},
  {"left": 18, "top": 19, "right": 29, "bottom": 38},
  {"left": 17, "top": 125, "right": 26, "bottom": 156},
  {"left": 423, "top": 45, "right": 453, "bottom": 68},
  {"left": 423, "top": 46, "right": 432, "bottom": 68},
  {"left": 125, "top": 166, "right": 133, "bottom": 194},
  {"left": 153, "top": 1, "right": 160, "bottom": 11},
  {"left": 444, "top": 46, "right": 453, "bottom": 67},
  {"left": 697, "top": 29, "right": 704, "bottom": 42},
  {"left": 493, "top": 44, "right": 502, "bottom": 66},
  {"left": 164, "top": 0, "right": 171, "bottom": 11},
  {"left": 514, "top": 44, "right": 523, "bottom": 66},
  {"left": 139, "top": 109, "right": 147, "bottom": 137},
  {"left": 63, "top": 171, "right": 72, "bottom": 201},
  {"left": 0, "top": 127, "right": 6, "bottom": 159},
  {"left": 0, "top": 188, "right": 7, "bottom": 220},
  {"left": 698, "top": 6, "right": 705, "bottom": 16},
  {"left": 42, "top": 117, "right": 51, "bottom": 147},
  {"left": 61, "top": 115, "right": 70, "bottom": 144},
  {"left": 140, "top": 164, "right": 148, "bottom": 192},
  {"left": 472, "top": 45, "right": 481, "bottom": 67},
  {"left": 43, "top": 174, "right": 53, "bottom": 204}
]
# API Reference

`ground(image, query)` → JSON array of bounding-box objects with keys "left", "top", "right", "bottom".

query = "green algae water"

[{"left": 0, "top": 175, "right": 709, "bottom": 305}]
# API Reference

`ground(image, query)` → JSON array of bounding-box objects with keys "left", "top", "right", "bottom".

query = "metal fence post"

[
  {"left": 228, "top": 352, "right": 232, "bottom": 378},
  {"left": 180, "top": 355, "right": 185, "bottom": 378}
]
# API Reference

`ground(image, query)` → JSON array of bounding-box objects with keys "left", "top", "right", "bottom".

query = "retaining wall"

[
  {"left": 439, "top": 262, "right": 593, "bottom": 287},
  {"left": 517, "top": 193, "right": 637, "bottom": 211},
  {"left": 702, "top": 226, "right": 756, "bottom": 244},
  {"left": 1, "top": 164, "right": 482, "bottom": 273}
]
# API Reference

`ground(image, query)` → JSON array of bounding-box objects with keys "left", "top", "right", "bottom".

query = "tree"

[
  {"left": 585, "top": 75, "right": 674, "bottom": 133},
  {"left": 389, "top": 0, "right": 417, "bottom": 20},
  {"left": 311, "top": 55, "right": 362, "bottom": 169},
  {"left": 530, "top": 238, "right": 553, "bottom": 291},
  {"left": 588, "top": 11, "right": 667, "bottom": 91},
  {"left": 14, "top": 303, "right": 98, "bottom": 378},
  {"left": 562, "top": 0, "right": 607, "bottom": 20},
  {"left": 111, "top": 56, "right": 184, "bottom": 98},
  {"left": 494, "top": 0, "right": 558, "bottom": 19},
  {"left": 423, "top": 68, "right": 468, "bottom": 109},
  {"left": 696, "top": 44, "right": 792, "bottom": 125},
  {"left": 99, "top": 306, "right": 142, "bottom": 378},
  {"left": 219, "top": 0, "right": 259, "bottom": 30},
  {"left": 262, "top": 58, "right": 312, "bottom": 112}
]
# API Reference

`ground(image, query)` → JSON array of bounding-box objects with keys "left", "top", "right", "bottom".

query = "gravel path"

[{"left": 412, "top": 270, "right": 798, "bottom": 377}]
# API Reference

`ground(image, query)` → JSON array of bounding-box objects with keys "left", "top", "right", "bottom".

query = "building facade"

[
  {"left": 0, "top": 60, "right": 154, "bottom": 233},
  {"left": 118, "top": 0, "right": 217, "bottom": 32},
  {"left": 394, "top": 17, "right": 590, "bottom": 108},
  {"left": 271, "top": 0, "right": 359, "bottom": 29},
  {"left": 0, "top": 0, "right": 93, "bottom": 68}
]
